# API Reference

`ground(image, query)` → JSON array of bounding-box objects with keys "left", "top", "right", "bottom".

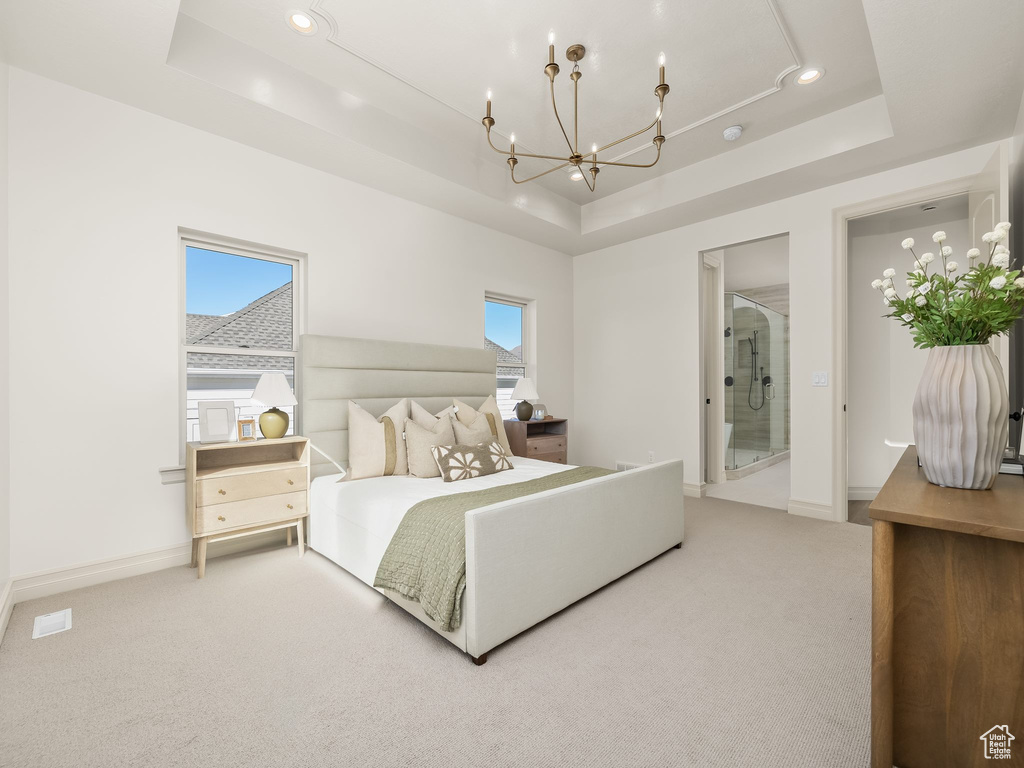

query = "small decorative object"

[
  {"left": 237, "top": 418, "right": 256, "bottom": 442},
  {"left": 251, "top": 373, "right": 298, "bottom": 439},
  {"left": 511, "top": 378, "right": 539, "bottom": 421},
  {"left": 531, "top": 404, "right": 547, "bottom": 420},
  {"left": 870, "top": 222, "right": 1023, "bottom": 489},
  {"left": 198, "top": 401, "right": 237, "bottom": 444}
]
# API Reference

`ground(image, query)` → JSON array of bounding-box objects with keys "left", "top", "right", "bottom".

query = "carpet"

[{"left": 0, "top": 496, "right": 871, "bottom": 767}]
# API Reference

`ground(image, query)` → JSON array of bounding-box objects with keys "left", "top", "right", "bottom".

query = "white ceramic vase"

[{"left": 912, "top": 344, "right": 1008, "bottom": 489}]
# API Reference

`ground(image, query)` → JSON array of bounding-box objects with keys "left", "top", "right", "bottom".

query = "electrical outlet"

[{"left": 648, "top": 450, "right": 655, "bottom": 463}]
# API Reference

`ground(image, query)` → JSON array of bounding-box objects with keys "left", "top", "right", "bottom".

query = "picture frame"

[
  {"left": 237, "top": 417, "right": 257, "bottom": 442},
  {"left": 198, "top": 401, "right": 237, "bottom": 444},
  {"left": 531, "top": 404, "right": 547, "bottom": 420}
]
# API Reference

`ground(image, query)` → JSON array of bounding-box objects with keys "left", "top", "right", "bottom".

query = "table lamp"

[
  {"left": 511, "top": 377, "right": 538, "bottom": 421},
  {"left": 251, "top": 373, "right": 297, "bottom": 439}
]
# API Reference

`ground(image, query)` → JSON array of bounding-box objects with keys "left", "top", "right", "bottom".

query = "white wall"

[
  {"left": 846, "top": 209, "right": 969, "bottom": 491},
  {"left": 723, "top": 235, "right": 789, "bottom": 292},
  {"left": 0, "top": 58, "right": 10, "bottom": 587},
  {"left": 574, "top": 141, "right": 1000, "bottom": 513},
  {"left": 7, "top": 69, "right": 574, "bottom": 577}
]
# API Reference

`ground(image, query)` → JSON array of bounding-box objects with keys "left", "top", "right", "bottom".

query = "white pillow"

[
  {"left": 453, "top": 395, "right": 511, "bottom": 454},
  {"left": 453, "top": 411, "right": 494, "bottom": 445},
  {"left": 404, "top": 415, "right": 456, "bottom": 478},
  {"left": 347, "top": 399, "right": 409, "bottom": 480},
  {"left": 410, "top": 400, "right": 457, "bottom": 429}
]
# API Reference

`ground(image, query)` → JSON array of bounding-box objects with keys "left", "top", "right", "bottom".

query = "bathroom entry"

[{"left": 702, "top": 234, "right": 791, "bottom": 510}]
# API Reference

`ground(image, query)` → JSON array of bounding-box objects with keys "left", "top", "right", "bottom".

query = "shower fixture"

[{"left": 747, "top": 331, "right": 768, "bottom": 411}]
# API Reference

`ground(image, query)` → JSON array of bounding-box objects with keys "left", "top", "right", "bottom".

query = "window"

[
  {"left": 182, "top": 235, "right": 301, "bottom": 448},
  {"left": 484, "top": 297, "right": 527, "bottom": 419}
]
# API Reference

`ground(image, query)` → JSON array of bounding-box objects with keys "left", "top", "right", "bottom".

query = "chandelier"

[{"left": 481, "top": 35, "right": 669, "bottom": 192}]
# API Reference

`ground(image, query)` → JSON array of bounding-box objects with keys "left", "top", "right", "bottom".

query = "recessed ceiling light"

[
  {"left": 795, "top": 68, "right": 823, "bottom": 85},
  {"left": 288, "top": 12, "right": 317, "bottom": 35},
  {"left": 570, "top": 170, "right": 584, "bottom": 181}
]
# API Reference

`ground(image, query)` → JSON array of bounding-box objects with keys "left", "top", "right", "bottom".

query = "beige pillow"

[
  {"left": 410, "top": 400, "right": 457, "bottom": 429},
  {"left": 453, "top": 395, "right": 511, "bottom": 454},
  {"left": 404, "top": 415, "right": 456, "bottom": 478},
  {"left": 453, "top": 411, "right": 494, "bottom": 445},
  {"left": 347, "top": 399, "right": 409, "bottom": 480},
  {"left": 431, "top": 440, "right": 514, "bottom": 482}
]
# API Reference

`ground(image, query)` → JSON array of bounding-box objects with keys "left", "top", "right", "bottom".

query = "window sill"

[{"left": 159, "top": 465, "right": 186, "bottom": 485}]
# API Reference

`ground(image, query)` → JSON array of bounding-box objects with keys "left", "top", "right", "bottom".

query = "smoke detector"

[{"left": 723, "top": 125, "right": 743, "bottom": 142}]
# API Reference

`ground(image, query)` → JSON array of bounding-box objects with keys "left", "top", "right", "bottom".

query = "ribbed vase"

[{"left": 912, "top": 344, "right": 1008, "bottom": 489}]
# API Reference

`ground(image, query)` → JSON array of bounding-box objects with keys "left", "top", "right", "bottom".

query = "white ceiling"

[{"left": 0, "top": 0, "right": 1022, "bottom": 255}]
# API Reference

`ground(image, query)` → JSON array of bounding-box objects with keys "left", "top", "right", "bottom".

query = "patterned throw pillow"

[{"left": 430, "top": 440, "right": 515, "bottom": 482}]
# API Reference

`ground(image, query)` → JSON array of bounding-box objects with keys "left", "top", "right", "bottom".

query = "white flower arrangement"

[{"left": 871, "top": 226, "right": 1023, "bottom": 348}]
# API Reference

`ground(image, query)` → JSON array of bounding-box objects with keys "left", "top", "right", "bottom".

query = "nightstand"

[
  {"left": 186, "top": 436, "right": 310, "bottom": 579},
  {"left": 504, "top": 417, "right": 568, "bottom": 464}
]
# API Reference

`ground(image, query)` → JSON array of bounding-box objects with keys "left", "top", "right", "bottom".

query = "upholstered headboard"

[{"left": 298, "top": 334, "right": 497, "bottom": 479}]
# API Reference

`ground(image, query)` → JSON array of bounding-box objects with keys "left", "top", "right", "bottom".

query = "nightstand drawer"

[
  {"left": 196, "top": 491, "right": 307, "bottom": 535},
  {"left": 527, "top": 435, "right": 566, "bottom": 455},
  {"left": 532, "top": 452, "right": 567, "bottom": 464},
  {"left": 197, "top": 467, "right": 307, "bottom": 507}
]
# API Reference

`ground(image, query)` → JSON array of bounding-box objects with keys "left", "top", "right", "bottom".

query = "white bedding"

[{"left": 309, "top": 457, "right": 577, "bottom": 585}]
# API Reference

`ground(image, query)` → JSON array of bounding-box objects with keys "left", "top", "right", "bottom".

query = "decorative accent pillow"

[
  {"left": 431, "top": 440, "right": 515, "bottom": 483},
  {"left": 347, "top": 399, "right": 410, "bottom": 480},
  {"left": 404, "top": 415, "right": 456, "bottom": 478},
  {"left": 410, "top": 400, "right": 458, "bottom": 429},
  {"left": 453, "top": 395, "right": 511, "bottom": 454},
  {"left": 453, "top": 411, "right": 494, "bottom": 445}
]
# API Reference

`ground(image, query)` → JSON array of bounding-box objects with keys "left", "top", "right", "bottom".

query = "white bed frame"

[{"left": 299, "top": 334, "right": 685, "bottom": 664}]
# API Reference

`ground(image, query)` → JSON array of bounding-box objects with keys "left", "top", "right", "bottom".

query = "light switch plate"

[{"left": 812, "top": 371, "right": 829, "bottom": 387}]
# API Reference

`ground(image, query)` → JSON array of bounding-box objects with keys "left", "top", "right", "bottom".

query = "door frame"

[
  {"left": 700, "top": 250, "right": 725, "bottom": 487},
  {"left": 830, "top": 175, "right": 977, "bottom": 520}
]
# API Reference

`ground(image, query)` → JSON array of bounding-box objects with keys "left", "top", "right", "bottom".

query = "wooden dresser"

[
  {"left": 504, "top": 417, "right": 568, "bottom": 464},
  {"left": 186, "top": 436, "right": 310, "bottom": 579},
  {"left": 869, "top": 447, "right": 1024, "bottom": 767}
]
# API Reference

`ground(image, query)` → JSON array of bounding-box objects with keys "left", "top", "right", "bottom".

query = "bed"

[{"left": 299, "top": 334, "right": 685, "bottom": 664}]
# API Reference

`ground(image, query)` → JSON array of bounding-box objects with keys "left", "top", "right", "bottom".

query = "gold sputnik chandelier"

[{"left": 482, "top": 33, "right": 670, "bottom": 191}]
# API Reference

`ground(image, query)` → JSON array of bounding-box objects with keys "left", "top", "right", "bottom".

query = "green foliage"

[{"left": 873, "top": 232, "right": 1023, "bottom": 349}]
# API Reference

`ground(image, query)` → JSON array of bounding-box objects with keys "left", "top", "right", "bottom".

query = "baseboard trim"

[
  {"left": 683, "top": 482, "right": 707, "bottom": 498},
  {"left": 848, "top": 486, "right": 880, "bottom": 501},
  {"left": 11, "top": 529, "right": 288, "bottom": 604},
  {"left": 0, "top": 578, "right": 14, "bottom": 646},
  {"left": 787, "top": 498, "right": 836, "bottom": 521}
]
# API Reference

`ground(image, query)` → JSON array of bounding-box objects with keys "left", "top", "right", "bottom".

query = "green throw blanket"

[{"left": 373, "top": 466, "right": 614, "bottom": 632}]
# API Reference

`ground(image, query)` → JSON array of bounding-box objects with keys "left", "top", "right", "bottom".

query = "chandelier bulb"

[
  {"left": 659, "top": 52, "right": 666, "bottom": 67},
  {"left": 510, "top": 133, "right": 516, "bottom": 145},
  {"left": 591, "top": 143, "right": 597, "bottom": 154},
  {"left": 549, "top": 30, "right": 555, "bottom": 45},
  {"left": 487, "top": 89, "right": 492, "bottom": 101}
]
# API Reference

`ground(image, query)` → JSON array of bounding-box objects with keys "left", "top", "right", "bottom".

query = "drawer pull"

[
  {"left": 218, "top": 489, "right": 227, "bottom": 495},
  {"left": 287, "top": 479, "right": 294, "bottom": 485},
  {"left": 286, "top": 504, "right": 294, "bottom": 510},
  {"left": 217, "top": 515, "right": 226, "bottom": 522}
]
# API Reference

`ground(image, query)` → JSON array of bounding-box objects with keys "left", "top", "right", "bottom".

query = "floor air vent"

[
  {"left": 615, "top": 461, "right": 640, "bottom": 471},
  {"left": 32, "top": 609, "right": 72, "bottom": 639}
]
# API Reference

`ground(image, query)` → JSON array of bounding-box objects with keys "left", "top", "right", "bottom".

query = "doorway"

[{"left": 702, "top": 234, "right": 791, "bottom": 510}]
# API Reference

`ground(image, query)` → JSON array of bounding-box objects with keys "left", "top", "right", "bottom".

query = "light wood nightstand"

[
  {"left": 186, "top": 436, "right": 310, "bottom": 579},
  {"left": 504, "top": 418, "right": 568, "bottom": 464}
]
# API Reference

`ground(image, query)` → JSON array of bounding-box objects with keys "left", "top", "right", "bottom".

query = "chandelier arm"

[
  {"left": 573, "top": 78, "right": 579, "bottom": 154},
  {"left": 511, "top": 160, "right": 574, "bottom": 184},
  {"left": 581, "top": 171, "right": 595, "bottom": 192},
  {"left": 485, "top": 131, "right": 572, "bottom": 163},
  {"left": 594, "top": 107, "right": 664, "bottom": 156},
  {"left": 549, "top": 81, "right": 576, "bottom": 156},
  {"left": 593, "top": 147, "right": 662, "bottom": 169}
]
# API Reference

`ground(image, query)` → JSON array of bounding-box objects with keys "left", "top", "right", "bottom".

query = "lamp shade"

[
  {"left": 251, "top": 373, "right": 297, "bottom": 407},
  {"left": 511, "top": 377, "right": 538, "bottom": 400}
]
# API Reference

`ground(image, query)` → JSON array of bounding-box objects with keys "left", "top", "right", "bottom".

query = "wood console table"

[{"left": 869, "top": 447, "right": 1024, "bottom": 767}]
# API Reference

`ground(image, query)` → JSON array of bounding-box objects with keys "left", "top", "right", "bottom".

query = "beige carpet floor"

[{"left": 0, "top": 497, "right": 871, "bottom": 768}]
